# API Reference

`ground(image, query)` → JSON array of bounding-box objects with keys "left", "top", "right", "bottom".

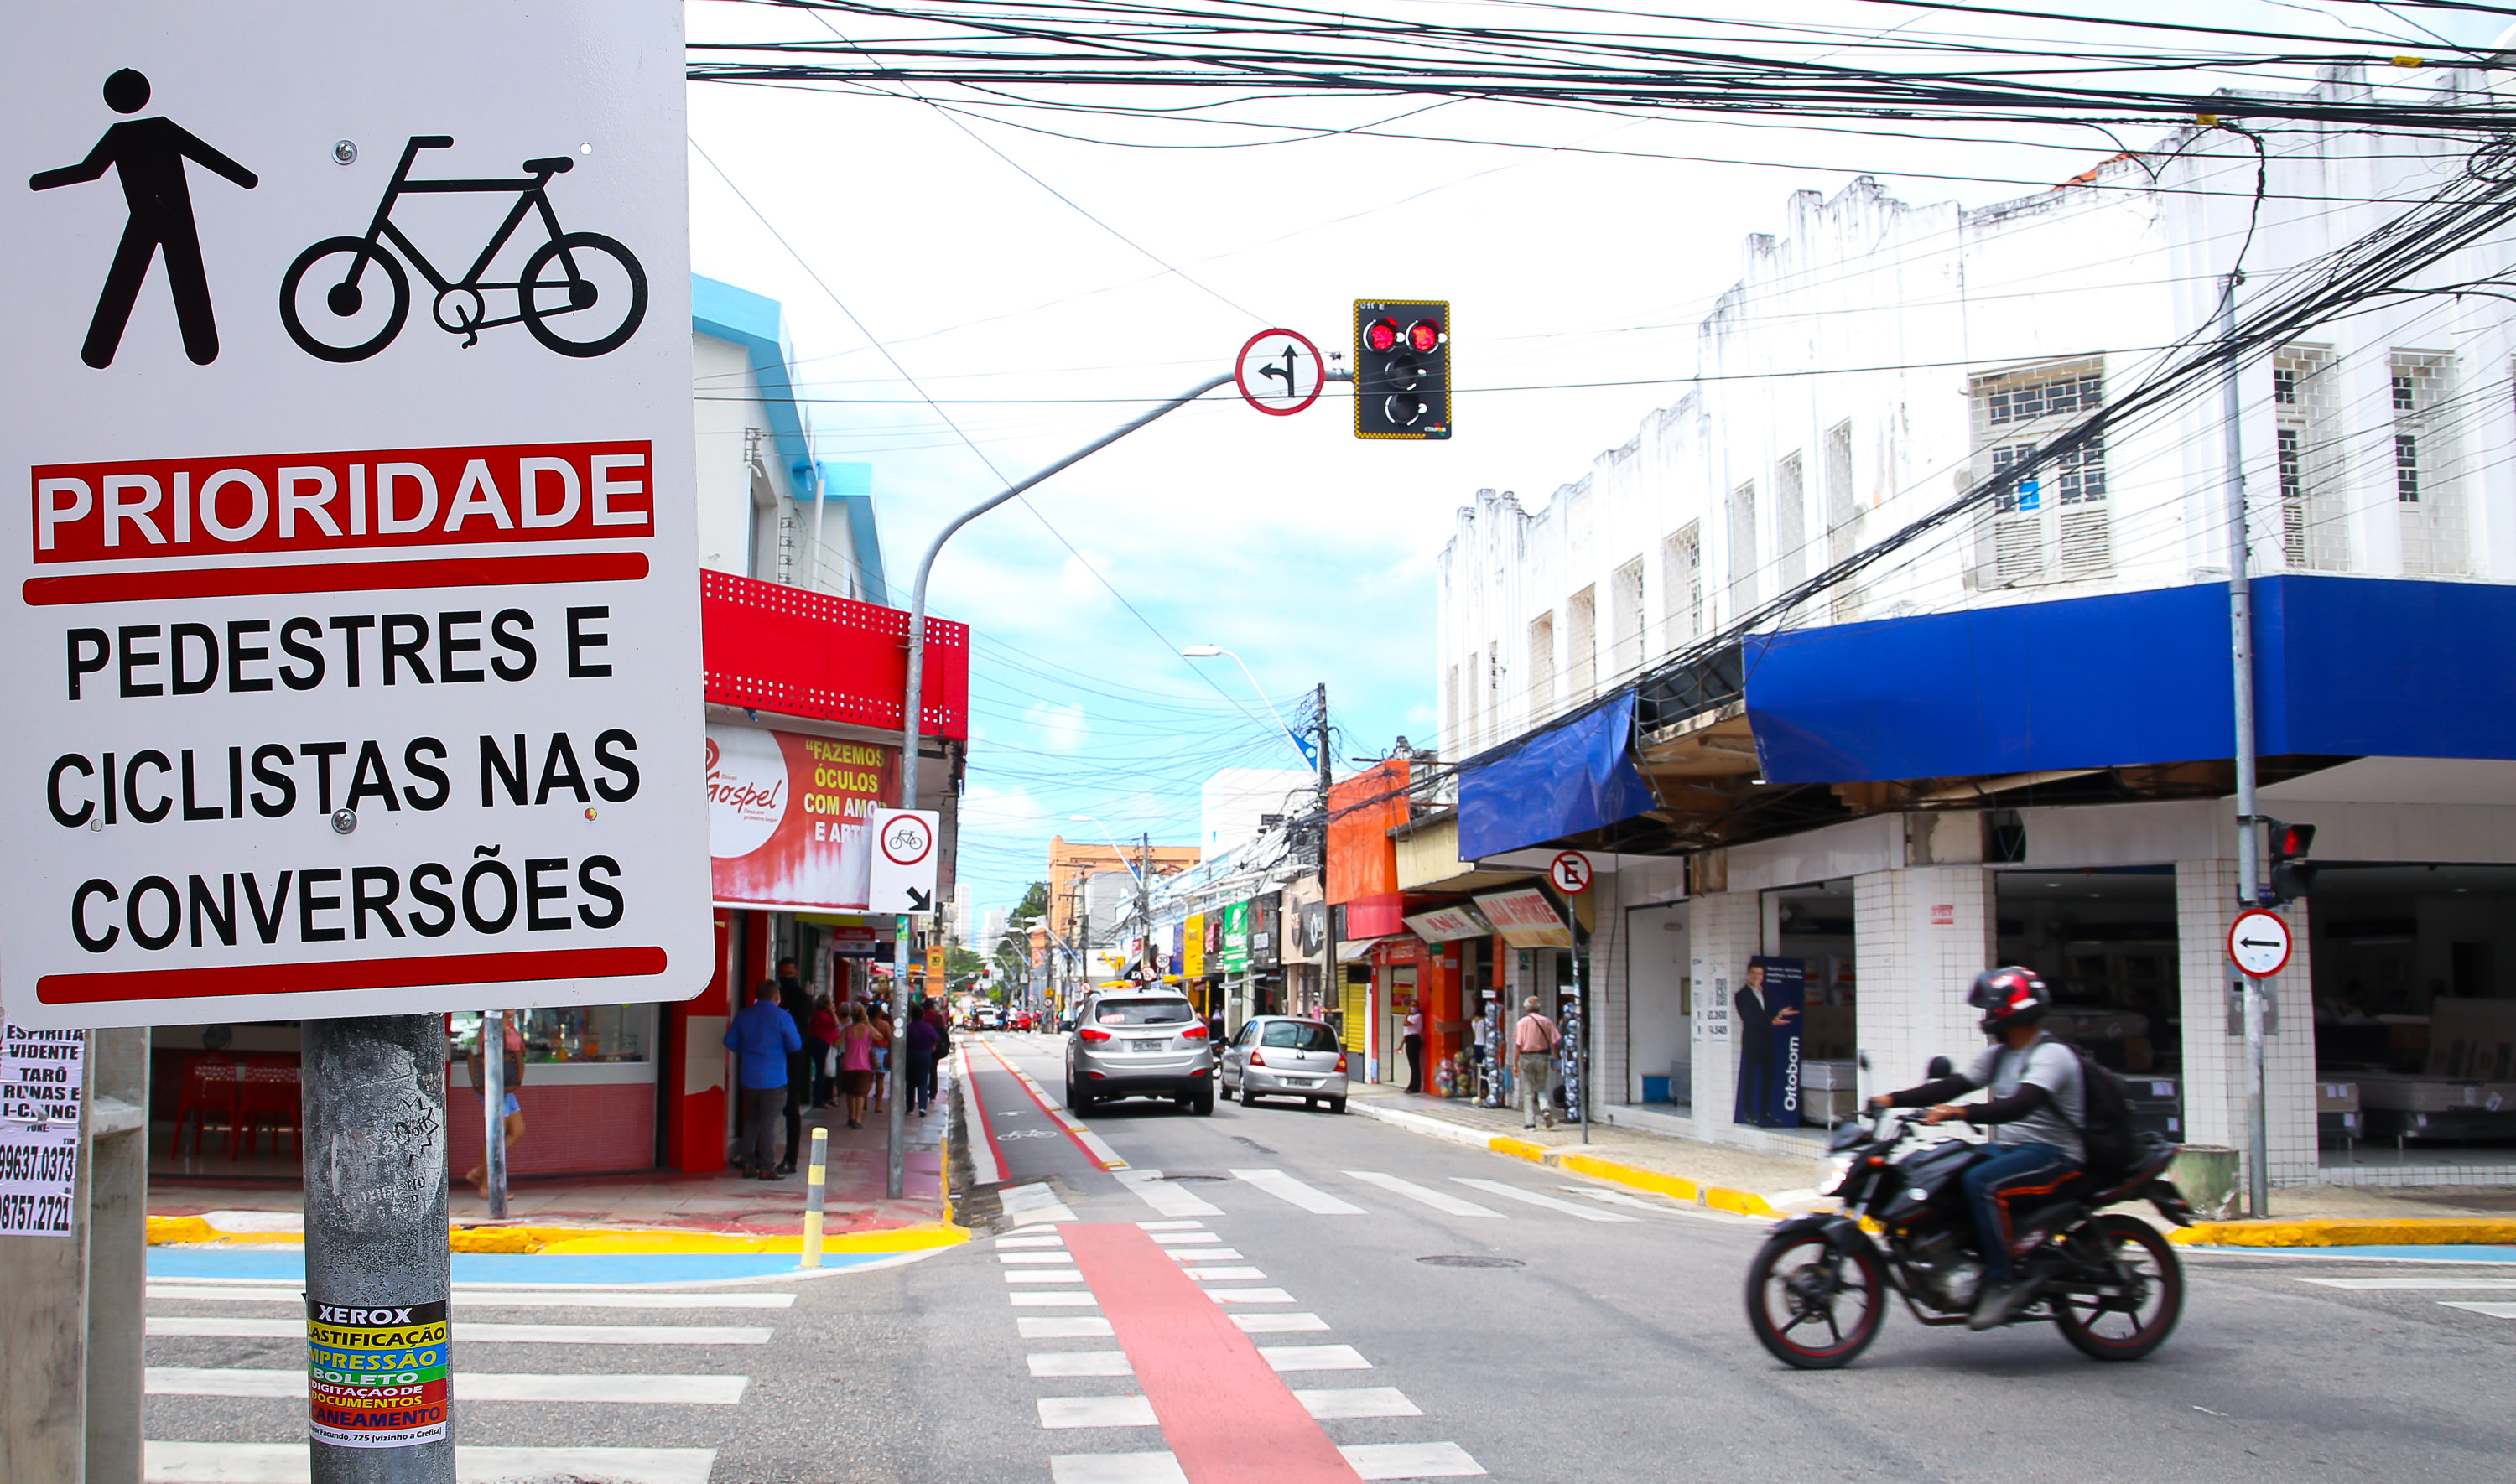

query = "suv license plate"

[{"left": 1128, "top": 1039, "right": 1165, "bottom": 1052}]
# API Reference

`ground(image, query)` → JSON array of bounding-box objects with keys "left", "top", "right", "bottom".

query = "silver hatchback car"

[
  {"left": 1219, "top": 1015, "right": 1349, "bottom": 1113},
  {"left": 1065, "top": 991, "right": 1214, "bottom": 1115}
]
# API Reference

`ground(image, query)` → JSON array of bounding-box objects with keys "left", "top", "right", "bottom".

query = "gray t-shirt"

[{"left": 1967, "top": 1034, "right": 2086, "bottom": 1162}]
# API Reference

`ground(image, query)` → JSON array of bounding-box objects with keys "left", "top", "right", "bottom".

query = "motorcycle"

[{"left": 1744, "top": 1056, "right": 2196, "bottom": 1369}]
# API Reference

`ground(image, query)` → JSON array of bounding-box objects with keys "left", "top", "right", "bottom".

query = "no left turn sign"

[{"left": 2228, "top": 908, "right": 2292, "bottom": 978}]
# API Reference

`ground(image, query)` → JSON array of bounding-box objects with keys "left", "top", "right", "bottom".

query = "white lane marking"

[
  {"left": 145, "top": 1368, "right": 748, "bottom": 1404},
  {"left": 1165, "top": 1248, "right": 1245, "bottom": 1262},
  {"left": 1343, "top": 1442, "right": 1487, "bottom": 1479},
  {"left": 1000, "top": 1253, "right": 1079, "bottom": 1265},
  {"left": 145, "top": 1287, "right": 796, "bottom": 1310},
  {"left": 139, "top": 1441, "right": 716, "bottom": 1483},
  {"left": 1150, "top": 1232, "right": 1223, "bottom": 1246},
  {"left": 1137, "top": 1221, "right": 1206, "bottom": 1232},
  {"left": 1049, "top": 1452, "right": 1190, "bottom": 1484},
  {"left": 1182, "top": 1267, "right": 1268, "bottom": 1282},
  {"left": 1118, "top": 1169, "right": 1225, "bottom": 1217},
  {"left": 1200, "top": 1288, "right": 1295, "bottom": 1305},
  {"left": 2300, "top": 1278, "right": 2516, "bottom": 1290},
  {"left": 1006, "top": 1271, "right": 1089, "bottom": 1284},
  {"left": 1038, "top": 1394, "right": 1160, "bottom": 1429},
  {"left": 2441, "top": 1301, "right": 2516, "bottom": 1318},
  {"left": 146, "top": 1319, "right": 767, "bottom": 1345},
  {"left": 1451, "top": 1178, "right": 1637, "bottom": 1222},
  {"left": 1020, "top": 1317, "right": 1115, "bottom": 1339},
  {"left": 1231, "top": 1169, "right": 1366, "bottom": 1216},
  {"left": 1011, "top": 1292, "right": 1102, "bottom": 1307},
  {"left": 1557, "top": 1185, "right": 1684, "bottom": 1213},
  {"left": 1295, "top": 1387, "right": 1422, "bottom": 1419},
  {"left": 959, "top": 1046, "right": 1006, "bottom": 1186},
  {"left": 1230, "top": 1313, "right": 1330, "bottom": 1334},
  {"left": 997, "top": 1233, "right": 1068, "bottom": 1249},
  {"left": 1001, "top": 1181, "right": 1078, "bottom": 1227},
  {"left": 1344, "top": 1171, "right": 1506, "bottom": 1218},
  {"left": 1258, "top": 1344, "right": 1371, "bottom": 1372},
  {"left": 1027, "top": 1351, "right": 1134, "bottom": 1378}
]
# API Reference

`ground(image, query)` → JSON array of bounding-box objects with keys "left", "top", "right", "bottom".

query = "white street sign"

[
  {"left": 1549, "top": 850, "right": 1594, "bottom": 895},
  {"left": 1, "top": 3, "right": 704, "bottom": 1029},
  {"left": 869, "top": 809, "right": 942, "bottom": 916},
  {"left": 2228, "top": 908, "right": 2293, "bottom": 979},
  {"left": 1235, "top": 328, "right": 1324, "bottom": 416}
]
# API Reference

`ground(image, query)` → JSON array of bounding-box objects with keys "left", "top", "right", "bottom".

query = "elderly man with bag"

[{"left": 1510, "top": 995, "right": 1562, "bottom": 1131}]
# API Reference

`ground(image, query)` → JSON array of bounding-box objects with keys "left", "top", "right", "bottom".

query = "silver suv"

[{"left": 1065, "top": 991, "right": 1214, "bottom": 1115}]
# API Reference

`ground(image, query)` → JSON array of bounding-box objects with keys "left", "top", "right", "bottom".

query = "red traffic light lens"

[
  {"left": 1407, "top": 319, "right": 1442, "bottom": 353},
  {"left": 1365, "top": 318, "right": 1401, "bottom": 353}
]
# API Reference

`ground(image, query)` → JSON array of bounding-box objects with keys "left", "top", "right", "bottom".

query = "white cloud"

[{"left": 1023, "top": 701, "right": 1092, "bottom": 753}]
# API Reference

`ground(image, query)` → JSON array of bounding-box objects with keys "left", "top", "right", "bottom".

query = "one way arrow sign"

[{"left": 2227, "top": 907, "right": 2292, "bottom": 978}]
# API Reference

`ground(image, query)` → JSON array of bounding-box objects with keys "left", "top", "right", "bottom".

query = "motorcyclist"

[{"left": 1867, "top": 967, "right": 2085, "bottom": 1330}]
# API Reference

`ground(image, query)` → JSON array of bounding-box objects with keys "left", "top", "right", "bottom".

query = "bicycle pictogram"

[{"left": 280, "top": 135, "right": 646, "bottom": 362}]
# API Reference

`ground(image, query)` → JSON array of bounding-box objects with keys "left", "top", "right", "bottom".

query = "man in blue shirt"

[{"left": 724, "top": 979, "right": 802, "bottom": 1180}]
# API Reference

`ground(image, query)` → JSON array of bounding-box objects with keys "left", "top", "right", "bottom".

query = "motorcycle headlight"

[{"left": 1817, "top": 1151, "right": 1858, "bottom": 1196}]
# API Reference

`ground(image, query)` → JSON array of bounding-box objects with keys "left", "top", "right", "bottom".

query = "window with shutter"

[{"left": 1969, "top": 359, "right": 2107, "bottom": 586}]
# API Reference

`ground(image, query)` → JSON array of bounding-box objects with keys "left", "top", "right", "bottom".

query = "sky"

[{"left": 679, "top": 1, "right": 2504, "bottom": 934}]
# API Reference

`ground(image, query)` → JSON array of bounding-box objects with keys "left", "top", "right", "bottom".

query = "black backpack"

[{"left": 2061, "top": 1044, "right": 2139, "bottom": 1175}]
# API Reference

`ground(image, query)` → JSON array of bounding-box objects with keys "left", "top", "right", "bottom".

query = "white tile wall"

[
  {"left": 1854, "top": 867, "right": 1997, "bottom": 1094},
  {"left": 1686, "top": 890, "right": 1761, "bottom": 1141}
]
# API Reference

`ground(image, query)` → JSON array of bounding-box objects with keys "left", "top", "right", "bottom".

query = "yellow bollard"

[{"left": 801, "top": 1125, "right": 828, "bottom": 1269}]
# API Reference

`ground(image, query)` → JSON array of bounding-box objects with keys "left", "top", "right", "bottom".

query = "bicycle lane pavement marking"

[
  {"left": 1063, "top": 1222, "right": 1364, "bottom": 1484},
  {"left": 980, "top": 1039, "right": 1127, "bottom": 1172}
]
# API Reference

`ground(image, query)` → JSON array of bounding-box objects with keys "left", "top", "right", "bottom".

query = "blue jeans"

[{"left": 1960, "top": 1143, "right": 2077, "bottom": 1281}]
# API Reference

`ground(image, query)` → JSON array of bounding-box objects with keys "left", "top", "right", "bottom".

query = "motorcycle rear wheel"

[
  {"left": 2051, "top": 1213, "right": 2184, "bottom": 1361},
  {"left": 1745, "top": 1229, "right": 1885, "bottom": 1369}
]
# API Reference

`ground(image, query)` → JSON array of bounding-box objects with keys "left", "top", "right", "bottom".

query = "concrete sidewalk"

[{"left": 151, "top": 1086, "right": 954, "bottom": 1250}]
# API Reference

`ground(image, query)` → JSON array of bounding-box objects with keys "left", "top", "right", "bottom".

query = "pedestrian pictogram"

[
  {"left": 2228, "top": 907, "right": 2292, "bottom": 978},
  {"left": 1234, "top": 327, "right": 1323, "bottom": 416},
  {"left": 29, "top": 69, "right": 258, "bottom": 368},
  {"left": 1549, "top": 850, "right": 1593, "bottom": 895},
  {"left": 281, "top": 135, "right": 647, "bottom": 362}
]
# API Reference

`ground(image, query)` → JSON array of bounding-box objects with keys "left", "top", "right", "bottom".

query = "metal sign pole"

[
  {"left": 481, "top": 1010, "right": 507, "bottom": 1222},
  {"left": 2218, "top": 270, "right": 2273, "bottom": 1218},
  {"left": 302, "top": 1014, "right": 453, "bottom": 1482}
]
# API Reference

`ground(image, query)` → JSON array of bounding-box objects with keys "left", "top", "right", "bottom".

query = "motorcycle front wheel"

[
  {"left": 2051, "top": 1212, "right": 2184, "bottom": 1361},
  {"left": 1744, "top": 1229, "right": 1885, "bottom": 1369}
]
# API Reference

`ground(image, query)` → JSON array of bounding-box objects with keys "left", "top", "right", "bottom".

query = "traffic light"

[
  {"left": 2265, "top": 819, "right": 2318, "bottom": 904},
  {"left": 1354, "top": 299, "right": 1451, "bottom": 440}
]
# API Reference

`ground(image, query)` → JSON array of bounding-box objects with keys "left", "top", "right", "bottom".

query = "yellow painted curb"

[
  {"left": 148, "top": 1215, "right": 972, "bottom": 1255},
  {"left": 146, "top": 1216, "right": 300, "bottom": 1246},
  {"left": 1476, "top": 1136, "right": 1779, "bottom": 1217},
  {"left": 1703, "top": 1186, "right": 1781, "bottom": 1217},
  {"left": 1488, "top": 1136, "right": 1550, "bottom": 1164},
  {"left": 2170, "top": 1217, "right": 2516, "bottom": 1248},
  {"left": 1559, "top": 1150, "right": 1699, "bottom": 1204}
]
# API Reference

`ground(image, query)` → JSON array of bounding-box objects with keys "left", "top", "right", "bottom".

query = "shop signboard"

[
  {"left": 1734, "top": 955, "right": 1805, "bottom": 1129},
  {"left": 1, "top": 1, "right": 702, "bottom": 1030},
  {"left": 708, "top": 724, "right": 897, "bottom": 913},
  {"left": 1183, "top": 912, "right": 1205, "bottom": 978},
  {"left": 1250, "top": 891, "right": 1281, "bottom": 970},
  {"left": 1472, "top": 887, "right": 1572, "bottom": 948},
  {"left": 1218, "top": 900, "right": 1250, "bottom": 973},
  {"left": 1404, "top": 904, "right": 1490, "bottom": 942},
  {"left": 829, "top": 926, "right": 881, "bottom": 959}
]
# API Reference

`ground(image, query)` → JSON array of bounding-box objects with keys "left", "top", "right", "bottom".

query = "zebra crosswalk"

[
  {"left": 1111, "top": 1165, "right": 1698, "bottom": 1225},
  {"left": 140, "top": 1276, "right": 787, "bottom": 1483}
]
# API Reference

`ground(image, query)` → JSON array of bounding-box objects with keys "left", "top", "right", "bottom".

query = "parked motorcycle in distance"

[{"left": 1744, "top": 1055, "right": 2196, "bottom": 1369}]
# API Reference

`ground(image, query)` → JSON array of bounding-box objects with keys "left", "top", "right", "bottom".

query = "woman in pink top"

[{"left": 838, "top": 1007, "right": 876, "bottom": 1129}]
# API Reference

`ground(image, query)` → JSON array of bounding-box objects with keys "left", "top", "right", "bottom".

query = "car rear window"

[
  {"left": 1261, "top": 1021, "right": 1339, "bottom": 1051},
  {"left": 1096, "top": 999, "right": 1193, "bottom": 1026}
]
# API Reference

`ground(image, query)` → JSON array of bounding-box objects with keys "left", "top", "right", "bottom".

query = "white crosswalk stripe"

[
  {"left": 1021, "top": 1316, "right": 1115, "bottom": 1338},
  {"left": 147, "top": 1368, "right": 749, "bottom": 1404},
  {"left": 1451, "top": 1177, "right": 1637, "bottom": 1222},
  {"left": 2300, "top": 1278, "right": 2516, "bottom": 1290},
  {"left": 1295, "top": 1387, "right": 1422, "bottom": 1419},
  {"left": 1040, "top": 1395, "right": 1160, "bottom": 1429},
  {"left": 145, "top": 1285, "right": 797, "bottom": 1310},
  {"left": 1345, "top": 1171, "right": 1506, "bottom": 1217},
  {"left": 142, "top": 1441, "right": 717, "bottom": 1483},
  {"left": 2441, "top": 1301, "right": 2516, "bottom": 1318},
  {"left": 1259, "top": 1344, "right": 1372, "bottom": 1372},
  {"left": 1001, "top": 1251, "right": 1079, "bottom": 1264},
  {"left": 1007, "top": 1271, "right": 1090, "bottom": 1284},
  {"left": 1231, "top": 1168, "right": 1367, "bottom": 1215},
  {"left": 1029, "top": 1352, "right": 1133, "bottom": 1378},
  {"left": 1118, "top": 1169, "right": 1225, "bottom": 1217}
]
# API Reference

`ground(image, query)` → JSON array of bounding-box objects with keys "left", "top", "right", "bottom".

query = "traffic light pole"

[
  {"left": 1314, "top": 684, "right": 1339, "bottom": 1046},
  {"left": 886, "top": 370, "right": 1230, "bottom": 1197},
  {"left": 2217, "top": 272, "right": 2272, "bottom": 1220}
]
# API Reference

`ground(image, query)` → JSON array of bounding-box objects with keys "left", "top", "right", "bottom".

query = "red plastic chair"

[
  {"left": 168, "top": 1056, "right": 242, "bottom": 1157},
  {"left": 231, "top": 1061, "right": 301, "bottom": 1161}
]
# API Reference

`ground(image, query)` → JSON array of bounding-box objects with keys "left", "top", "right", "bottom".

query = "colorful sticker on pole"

[{"left": 304, "top": 1297, "right": 450, "bottom": 1449}]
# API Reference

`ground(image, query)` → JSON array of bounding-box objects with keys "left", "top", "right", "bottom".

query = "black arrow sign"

[
  {"left": 907, "top": 886, "right": 933, "bottom": 913},
  {"left": 2238, "top": 937, "right": 2283, "bottom": 949}
]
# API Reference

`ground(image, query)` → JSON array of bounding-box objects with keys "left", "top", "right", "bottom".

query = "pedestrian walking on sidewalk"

[
  {"left": 869, "top": 1003, "right": 894, "bottom": 1115},
  {"left": 838, "top": 1006, "right": 876, "bottom": 1129},
  {"left": 725, "top": 979, "right": 802, "bottom": 1179},
  {"left": 906, "top": 1006, "right": 943, "bottom": 1118},
  {"left": 808, "top": 995, "right": 841, "bottom": 1108},
  {"left": 1402, "top": 1004, "right": 1426, "bottom": 1094},
  {"left": 461, "top": 1010, "right": 528, "bottom": 1198},
  {"left": 1512, "top": 996, "right": 1562, "bottom": 1130},
  {"left": 777, "top": 980, "right": 813, "bottom": 1174}
]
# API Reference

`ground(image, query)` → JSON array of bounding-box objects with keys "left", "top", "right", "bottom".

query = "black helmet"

[{"left": 1968, "top": 967, "right": 2050, "bottom": 1035}]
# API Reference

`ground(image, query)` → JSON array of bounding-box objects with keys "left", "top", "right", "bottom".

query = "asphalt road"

[{"left": 142, "top": 1030, "right": 2516, "bottom": 1482}]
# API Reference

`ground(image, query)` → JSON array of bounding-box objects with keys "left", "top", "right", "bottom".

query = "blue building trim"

[
  {"left": 1743, "top": 575, "right": 2516, "bottom": 784},
  {"left": 693, "top": 274, "right": 817, "bottom": 498},
  {"left": 817, "top": 459, "right": 886, "bottom": 606}
]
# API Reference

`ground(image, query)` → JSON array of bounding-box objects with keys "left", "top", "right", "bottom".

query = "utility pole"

[
  {"left": 1314, "top": 684, "right": 1341, "bottom": 1046},
  {"left": 1137, "top": 833, "right": 1155, "bottom": 978},
  {"left": 2220, "top": 269, "right": 2272, "bottom": 1221}
]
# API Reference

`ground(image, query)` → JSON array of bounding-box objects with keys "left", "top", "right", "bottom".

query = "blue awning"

[
  {"left": 1458, "top": 692, "right": 1659, "bottom": 859},
  {"left": 1744, "top": 574, "right": 2516, "bottom": 784}
]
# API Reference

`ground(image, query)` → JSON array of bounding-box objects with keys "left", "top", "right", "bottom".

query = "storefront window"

[{"left": 449, "top": 1005, "right": 658, "bottom": 1063}]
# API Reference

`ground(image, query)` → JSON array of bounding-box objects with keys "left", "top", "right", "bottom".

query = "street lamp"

[
  {"left": 1182, "top": 646, "right": 1315, "bottom": 768},
  {"left": 1071, "top": 813, "right": 1145, "bottom": 885}
]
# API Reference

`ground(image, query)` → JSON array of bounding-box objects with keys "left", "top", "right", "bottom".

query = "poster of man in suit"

[{"left": 1733, "top": 957, "right": 1806, "bottom": 1128}]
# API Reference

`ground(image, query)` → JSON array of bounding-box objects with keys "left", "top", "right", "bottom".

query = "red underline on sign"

[
  {"left": 21, "top": 553, "right": 649, "bottom": 606},
  {"left": 35, "top": 945, "right": 668, "bottom": 1004}
]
